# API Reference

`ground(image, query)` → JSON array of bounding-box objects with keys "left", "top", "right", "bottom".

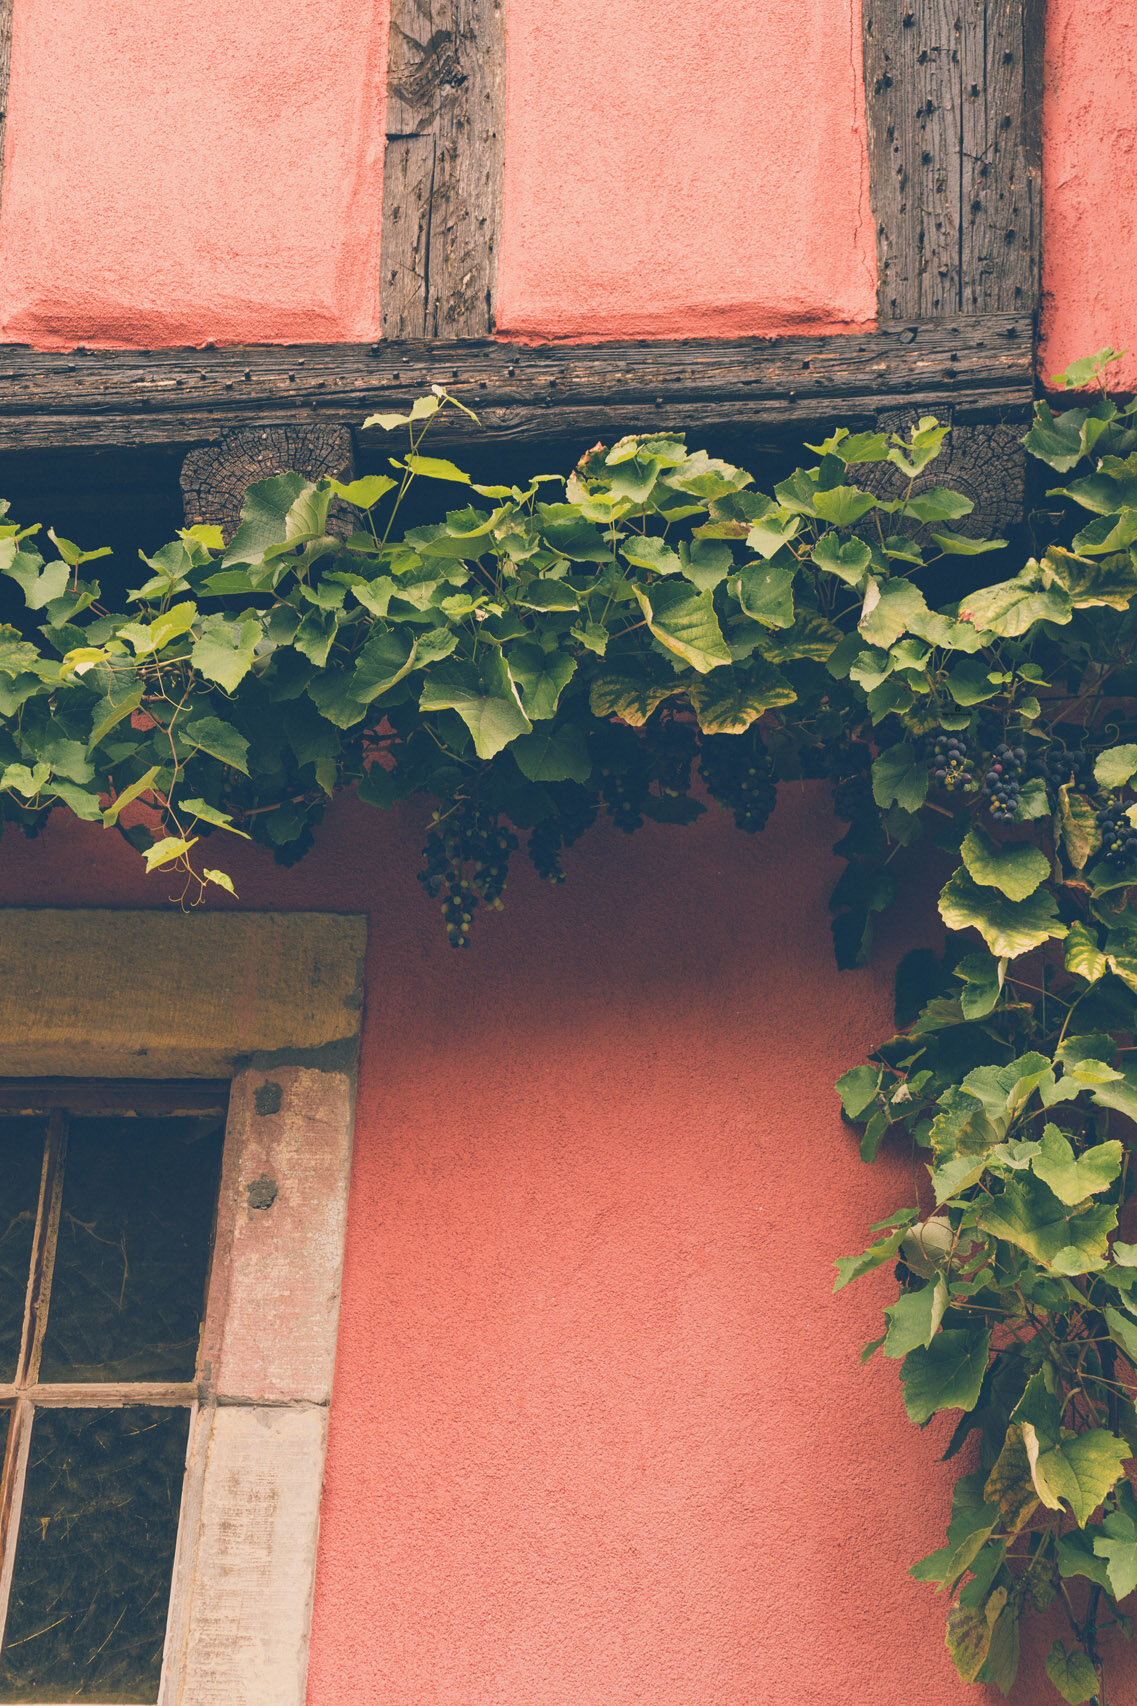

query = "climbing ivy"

[{"left": 6, "top": 349, "right": 1137, "bottom": 1699}]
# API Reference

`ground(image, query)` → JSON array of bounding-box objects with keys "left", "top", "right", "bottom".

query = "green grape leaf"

[
  {"left": 978, "top": 1175, "right": 1115, "bottom": 1272},
  {"left": 1093, "top": 1487, "right": 1137, "bottom": 1601},
  {"left": 811, "top": 533, "right": 872, "bottom": 587},
  {"left": 960, "top": 826, "right": 1050, "bottom": 901},
  {"left": 142, "top": 835, "right": 197, "bottom": 873},
  {"left": 1025, "top": 1427, "right": 1128, "bottom": 1525},
  {"left": 419, "top": 657, "right": 531, "bottom": 759},
  {"left": 182, "top": 717, "right": 251, "bottom": 775},
  {"left": 859, "top": 579, "right": 931, "bottom": 649},
  {"left": 1095, "top": 743, "right": 1137, "bottom": 789},
  {"left": 958, "top": 570, "right": 1072, "bottom": 637},
  {"left": 946, "top": 1588, "right": 1008, "bottom": 1686},
  {"left": 1065, "top": 921, "right": 1108, "bottom": 983},
  {"left": 507, "top": 644, "right": 577, "bottom": 722},
  {"left": 1058, "top": 785, "right": 1101, "bottom": 871},
  {"left": 328, "top": 474, "right": 397, "bottom": 509},
  {"left": 221, "top": 472, "right": 312, "bottom": 567},
  {"left": 903, "top": 487, "right": 975, "bottom": 523},
  {"left": 900, "top": 1327, "right": 991, "bottom": 1425},
  {"left": 835, "top": 1064, "right": 881, "bottom": 1121},
  {"left": 1045, "top": 1642, "right": 1100, "bottom": 1704},
  {"left": 983, "top": 1425, "right": 1040, "bottom": 1537},
  {"left": 1031, "top": 1127, "right": 1122, "bottom": 1205},
  {"left": 685, "top": 665, "right": 795, "bottom": 733},
  {"left": 620, "top": 536, "right": 683, "bottom": 576},
  {"left": 589, "top": 675, "right": 682, "bottom": 727},
  {"left": 633, "top": 582, "right": 732, "bottom": 672},
  {"left": 939, "top": 867, "right": 1067, "bottom": 958},
  {"left": 734, "top": 560, "right": 795, "bottom": 628},
  {"left": 812, "top": 484, "right": 876, "bottom": 527},
  {"left": 882, "top": 1277, "right": 948, "bottom": 1359},
  {"left": 510, "top": 728, "right": 591, "bottom": 784},
  {"left": 832, "top": 1224, "right": 910, "bottom": 1293},
  {"left": 871, "top": 744, "right": 928, "bottom": 813},
  {"left": 744, "top": 513, "right": 799, "bottom": 559},
  {"left": 954, "top": 951, "right": 1006, "bottom": 1020},
  {"left": 191, "top": 616, "right": 261, "bottom": 692}
]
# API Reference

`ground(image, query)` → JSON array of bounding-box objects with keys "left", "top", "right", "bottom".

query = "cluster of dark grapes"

[
  {"left": 983, "top": 741, "right": 1026, "bottom": 822},
  {"left": 528, "top": 785, "right": 600, "bottom": 884},
  {"left": 929, "top": 733, "right": 975, "bottom": 794},
  {"left": 596, "top": 738, "right": 650, "bottom": 831},
  {"left": 827, "top": 740, "right": 874, "bottom": 823},
  {"left": 419, "top": 802, "right": 518, "bottom": 946},
  {"left": 698, "top": 725, "right": 777, "bottom": 833},
  {"left": 1096, "top": 797, "right": 1137, "bottom": 868},
  {"left": 653, "top": 718, "right": 698, "bottom": 803},
  {"left": 1038, "top": 743, "right": 1095, "bottom": 796}
]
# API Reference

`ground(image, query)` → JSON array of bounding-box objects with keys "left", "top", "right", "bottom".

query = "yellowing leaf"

[{"left": 142, "top": 835, "right": 197, "bottom": 872}]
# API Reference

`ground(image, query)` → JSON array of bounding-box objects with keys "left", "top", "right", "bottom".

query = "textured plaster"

[
  {"left": 0, "top": 0, "right": 388, "bottom": 349},
  {"left": 1040, "top": 0, "right": 1137, "bottom": 390},
  {"left": 494, "top": 0, "right": 876, "bottom": 341},
  {"left": 1, "top": 786, "right": 1118, "bottom": 1704}
]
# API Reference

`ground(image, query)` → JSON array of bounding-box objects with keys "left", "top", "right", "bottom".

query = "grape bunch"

[
  {"left": 828, "top": 740, "right": 874, "bottom": 823},
  {"left": 528, "top": 785, "right": 600, "bottom": 884},
  {"left": 595, "top": 726, "right": 651, "bottom": 833},
  {"left": 929, "top": 733, "right": 975, "bottom": 794},
  {"left": 983, "top": 741, "right": 1026, "bottom": 823},
  {"left": 419, "top": 802, "right": 519, "bottom": 946},
  {"left": 651, "top": 717, "right": 698, "bottom": 803},
  {"left": 698, "top": 725, "right": 777, "bottom": 833},
  {"left": 1038, "top": 743, "right": 1095, "bottom": 796},
  {"left": 1096, "top": 797, "right": 1137, "bottom": 867}
]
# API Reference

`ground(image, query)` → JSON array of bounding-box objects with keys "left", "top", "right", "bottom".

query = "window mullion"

[
  {"left": 17, "top": 1109, "right": 66, "bottom": 1390},
  {"left": 0, "top": 1398, "right": 34, "bottom": 1654}
]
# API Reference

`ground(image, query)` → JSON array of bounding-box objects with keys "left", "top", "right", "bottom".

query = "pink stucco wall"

[
  {"left": 1040, "top": 0, "right": 1137, "bottom": 390},
  {"left": 0, "top": 0, "right": 873, "bottom": 350},
  {"left": 1, "top": 788, "right": 1128, "bottom": 1704},
  {"left": 493, "top": 0, "right": 876, "bottom": 341},
  {"left": 0, "top": 0, "right": 1133, "bottom": 365},
  {"left": 0, "top": 0, "right": 389, "bottom": 348}
]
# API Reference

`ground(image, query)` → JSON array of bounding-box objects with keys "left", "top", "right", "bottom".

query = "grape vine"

[{"left": 3, "top": 347, "right": 1137, "bottom": 1703}]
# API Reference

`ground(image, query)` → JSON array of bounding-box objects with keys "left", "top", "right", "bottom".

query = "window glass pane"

[
  {"left": 0, "top": 1405, "right": 190, "bottom": 1704},
  {"left": 0, "top": 1119, "right": 46, "bottom": 1384},
  {"left": 39, "top": 1116, "right": 224, "bottom": 1383}
]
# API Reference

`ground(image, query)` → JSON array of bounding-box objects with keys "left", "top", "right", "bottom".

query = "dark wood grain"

[
  {"left": 0, "top": 0, "right": 12, "bottom": 208},
  {"left": 382, "top": 0, "right": 505, "bottom": 339},
  {"left": 863, "top": 0, "right": 1039, "bottom": 321},
  {"left": 181, "top": 426, "right": 355, "bottom": 538},
  {"left": 0, "top": 315, "right": 1033, "bottom": 452}
]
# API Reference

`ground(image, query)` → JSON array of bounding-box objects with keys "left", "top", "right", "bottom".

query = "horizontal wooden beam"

[{"left": 0, "top": 314, "right": 1034, "bottom": 453}]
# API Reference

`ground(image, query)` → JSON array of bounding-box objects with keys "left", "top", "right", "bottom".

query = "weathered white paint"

[
  {"left": 163, "top": 1406, "right": 329, "bottom": 1706},
  {"left": 0, "top": 910, "right": 364, "bottom": 1706}
]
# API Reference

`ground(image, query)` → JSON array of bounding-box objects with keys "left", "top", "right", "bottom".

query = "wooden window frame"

[
  {"left": 0, "top": 911, "right": 366, "bottom": 1706},
  {"left": 0, "top": 1083, "right": 229, "bottom": 1699}
]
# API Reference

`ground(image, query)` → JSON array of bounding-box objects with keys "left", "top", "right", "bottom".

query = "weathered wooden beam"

[
  {"left": 863, "top": 0, "right": 1040, "bottom": 320},
  {"left": 0, "top": 0, "right": 11, "bottom": 208},
  {"left": 0, "top": 315, "right": 1033, "bottom": 453},
  {"left": 381, "top": 0, "right": 506, "bottom": 339}
]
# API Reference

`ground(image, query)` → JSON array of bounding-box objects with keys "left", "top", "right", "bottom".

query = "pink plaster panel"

[
  {"left": 1041, "top": 0, "right": 1137, "bottom": 390},
  {"left": 495, "top": 0, "right": 876, "bottom": 342},
  {"left": 1, "top": 787, "right": 1121, "bottom": 1704},
  {"left": 0, "top": 0, "right": 388, "bottom": 349}
]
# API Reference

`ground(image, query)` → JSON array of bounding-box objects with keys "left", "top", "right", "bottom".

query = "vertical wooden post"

[
  {"left": 381, "top": 0, "right": 506, "bottom": 341},
  {"left": 862, "top": 0, "right": 1041, "bottom": 322},
  {"left": 860, "top": 0, "right": 1041, "bottom": 530},
  {"left": 0, "top": 0, "right": 13, "bottom": 207}
]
